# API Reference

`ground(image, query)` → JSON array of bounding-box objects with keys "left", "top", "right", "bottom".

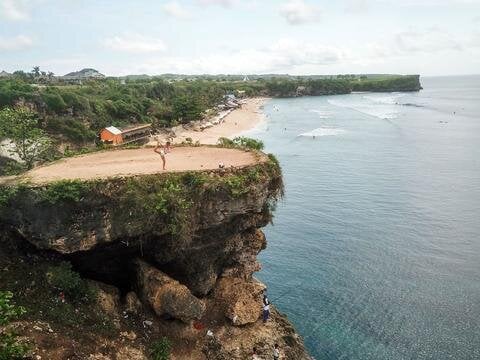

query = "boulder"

[
  {"left": 215, "top": 277, "right": 266, "bottom": 326},
  {"left": 135, "top": 259, "right": 205, "bottom": 323},
  {"left": 124, "top": 291, "right": 143, "bottom": 315},
  {"left": 116, "top": 346, "right": 146, "bottom": 360},
  {"left": 87, "top": 280, "right": 121, "bottom": 316}
]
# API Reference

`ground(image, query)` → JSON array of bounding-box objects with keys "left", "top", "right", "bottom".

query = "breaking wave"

[{"left": 299, "top": 127, "right": 345, "bottom": 137}]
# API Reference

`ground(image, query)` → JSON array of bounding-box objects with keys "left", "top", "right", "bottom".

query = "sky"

[{"left": 1, "top": 0, "right": 479, "bottom": 76}]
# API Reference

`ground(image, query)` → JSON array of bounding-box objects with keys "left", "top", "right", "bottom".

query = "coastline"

[{"left": 169, "top": 97, "right": 269, "bottom": 145}]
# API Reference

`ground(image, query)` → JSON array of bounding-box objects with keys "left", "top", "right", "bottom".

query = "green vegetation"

[
  {"left": 46, "top": 262, "right": 95, "bottom": 303},
  {"left": 351, "top": 75, "right": 421, "bottom": 92},
  {"left": 0, "top": 257, "right": 116, "bottom": 340},
  {"left": 0, "top": 107, "right": 53, "bottom": 169},
  {"left": 150, "top": 337, "right": 171, "bottom": 360},
  {"left": 0, "top": 291, "right": 29, "bottom": 360},
  {"left": 0, "top": 185, "right": 19, "bottom": 208},
  {"left": 218, "top": 136, "right": 264, "bottom": 151},
  {"left": 41, "top": 180, "right": 88, "bottom": 203}
]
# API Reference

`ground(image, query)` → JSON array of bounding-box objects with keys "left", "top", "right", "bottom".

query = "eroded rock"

[
  {"left": 88, "top": 280, "right": 121, "bottom": 316},
  {"left": 215, "top": 277, "right": 266, "bottom": 326},
  {"left": 135, "top": 259, "right": 205, "bottom": 323},
  {"left": 124, "top": 291, "right": 143, "bottom": 315}
]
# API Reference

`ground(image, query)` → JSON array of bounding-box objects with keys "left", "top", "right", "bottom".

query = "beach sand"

[{"left": 170, "top": 97, "right": 268, "bottom": 145}]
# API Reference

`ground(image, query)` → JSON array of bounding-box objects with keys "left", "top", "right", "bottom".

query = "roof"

[
  {"left": 104, "top": 126, "right": 122, "bottom": 135},
  {"left": 121, "top": 124, "right": 151, "bottom": 134},
  {"left": 63, "top": 68, "right": 105, "bottom": 79}
]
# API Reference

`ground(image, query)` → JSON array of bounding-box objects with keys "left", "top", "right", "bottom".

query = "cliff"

[
  {"left": 350, "top": 74, "right": 422, "bottom": 92},
  {"left": 0, "top": 147, "right": 312, "bottom": 359}
]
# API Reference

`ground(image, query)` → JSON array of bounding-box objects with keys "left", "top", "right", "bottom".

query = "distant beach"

[{"left": 156, "top": 97, "right": 268, "bottom": 145}]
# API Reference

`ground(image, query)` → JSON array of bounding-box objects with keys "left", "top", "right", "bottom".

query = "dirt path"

[{"left": 19, "top": 146, "right": 259, "bottom": 184}]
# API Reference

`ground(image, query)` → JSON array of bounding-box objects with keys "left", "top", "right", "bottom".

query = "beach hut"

[
  {"left": 120, "top": 124, "right": 152, "bottom": 144},
  {"left": 100, "top": 126, "right": 123, "bottom": 145}
]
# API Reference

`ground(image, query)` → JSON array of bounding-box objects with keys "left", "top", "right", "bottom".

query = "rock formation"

[{"left": 0, "top": 150, "right": 312, "bottom": 359}]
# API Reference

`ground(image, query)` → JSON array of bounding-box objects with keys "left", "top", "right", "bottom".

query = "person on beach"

[
  {"left": 262, "top": 291, "right": 270, "bottom": 323},
  {"left": 154, "top": 139, "right": 167, "bottom": 170},
  {"left": 273, "top": 343, "right": 280, "bottom": 360}
]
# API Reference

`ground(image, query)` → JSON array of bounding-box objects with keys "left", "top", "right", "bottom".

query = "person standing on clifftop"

[
  {"left": 263, "top": 291, "right": 270, "bottom": 323},
  {"left": 154, "top": 139, "right": 171, "bottom": 170}
]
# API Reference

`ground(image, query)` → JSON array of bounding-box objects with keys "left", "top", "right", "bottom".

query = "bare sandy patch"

[{"left": 19, "top": 146, "right": 259, "bottom": 184}]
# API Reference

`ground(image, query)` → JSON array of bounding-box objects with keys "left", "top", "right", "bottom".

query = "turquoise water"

[{"left": 248, "top": 76, "right": 480, "bottom": 359}]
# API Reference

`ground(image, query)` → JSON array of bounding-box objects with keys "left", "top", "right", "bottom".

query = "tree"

[
  {"left": 31, "top": 66, "right": 40, "bottom": 78},
  {"left": 0, "top": 107, "right": 52, "bottom": 169},
  {"left": 172, "top": 95, "right": 202, "bottom": 123}
]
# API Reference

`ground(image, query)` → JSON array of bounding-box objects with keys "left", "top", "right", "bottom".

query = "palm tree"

[{"left": 32, "top": 66, "right": 40, "bottom": 78}]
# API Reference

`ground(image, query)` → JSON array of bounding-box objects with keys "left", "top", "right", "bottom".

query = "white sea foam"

[
  {"left": 309, "top": 109, "right": 333, "bottom": 118},
  {"left": 363, "top": 93, "right": 406, "bottom": 105},
  {"left": 327, "top": 98, "right": 399, "bottom": 120},
  {"left": 299, "top": 127, "right": 345, "bottom": 137}
]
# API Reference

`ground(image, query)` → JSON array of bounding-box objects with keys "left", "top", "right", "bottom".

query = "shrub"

[
  {"left": 46, "top": 262, "right": 94, "bottom": 302},
  {"left": 0, "top": 291, "right": 25, "bottom": 326},
  {"left": 217, "top": 137, "right": 234, "bottom": 147},
  {"left": 0, "top": 186, "right": 18, "bottom": 208},
  {"left": 232, "top": 137, "right": 264, "bottom": 151},
  {"left": 0, "top": 291, "right": 29, "bottom": 360},
  {"left": 42, "top": 180, "right": 88, "bottom": 203},
  {"left": 42, "top": 92, "right": 68, "bottom": 113},
  {"left": 46, "top": 117, "right": 96, "bottom": 144},
  {"left": 150, "top": 337, "right": 171, "bottom": 360},
  {"left": 218, "top": 136, "right": 264, "bottom": 151},
  {"left": 181, "top": 172, "right": 207, "bottom": 188},
  {"left": 224, "top": 174, "right": 248, "bottom": 197}
]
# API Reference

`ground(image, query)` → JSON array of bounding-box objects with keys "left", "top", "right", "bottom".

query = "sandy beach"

[{"left": 167, "top": 97, "right": 268, "bottom": 145}]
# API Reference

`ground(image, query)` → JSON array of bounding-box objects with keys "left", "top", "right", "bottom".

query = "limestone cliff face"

[{"left": 0, "top": 153, "right": 313, "bottom": 359}]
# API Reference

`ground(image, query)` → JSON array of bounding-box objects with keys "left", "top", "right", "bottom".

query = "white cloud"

[
  {"left": 471, "top": 32, "right": 480, "bottom": 47},
  {"left": 393, "top": 29, "right": 463, "bottom": 54},
  {"left": 345, "top": 0, "right": 369, "bottom": 13},
  {"left": 279, "top": 0, "right": 321, "bottom": 25},
  {"left": 365, "top": 28, "right": 469, "bottom": 60},
  {"left": 103, "top": 34, "right": 167, "bottom": 53},
  {"left": 163, "top": 1, "right": 192, "bottom": 19},
  {"left": 126, "top": 38, "right": 346, "bottom": 75},
  {"left": 0, "top": 35, "right": 33, "bottom": 51},
  {"left": 0, "top": 0, "right": 30, "bottom": 20},
  {"left": 197, "top": 0, "right": 237, "bottom": 7}
]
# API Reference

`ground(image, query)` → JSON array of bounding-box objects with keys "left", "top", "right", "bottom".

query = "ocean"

[{"left": 246, "top": 76, "right": 480, "bottom": 359}]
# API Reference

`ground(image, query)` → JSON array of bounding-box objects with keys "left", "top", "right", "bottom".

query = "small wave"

[
  {"left": 309, "top": 109, "right": 333, "bottom": 118},
  {"left": 327, "top": 99, "right": 398, "bottom": 120},
  {"left": 363, "top": 93, "right": 406, "bottom": 105},
  {"left": 299, "top": 128, "right": 345, "bottom": 137},
  {"left": 400, "top": 102, "right": 424, "bottom": 108}
]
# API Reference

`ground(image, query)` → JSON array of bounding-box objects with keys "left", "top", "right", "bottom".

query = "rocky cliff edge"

[{"left": 0, "top": 147, "right": 312, "bottom": 359}]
